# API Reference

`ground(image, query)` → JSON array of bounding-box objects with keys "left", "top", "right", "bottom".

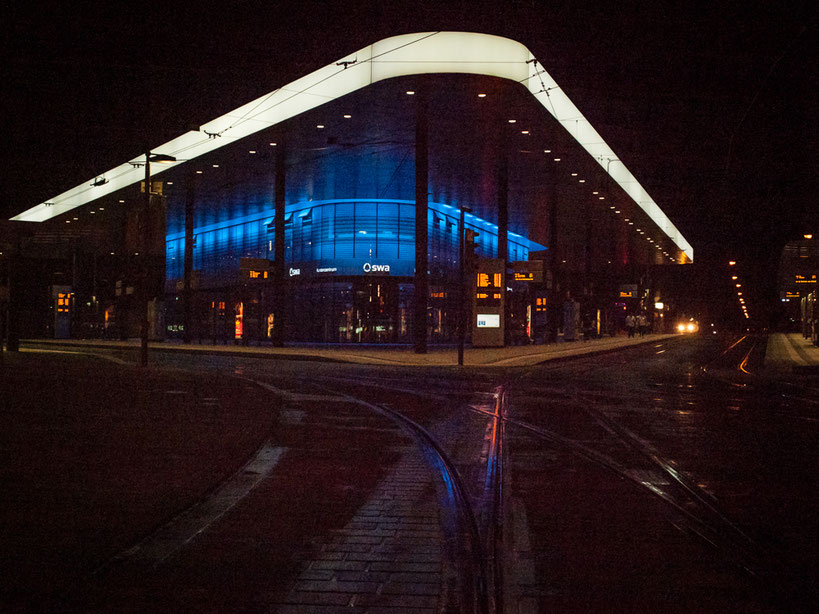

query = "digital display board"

[{"left": 476, "top": 314, "right": 500, "bottom": 328}]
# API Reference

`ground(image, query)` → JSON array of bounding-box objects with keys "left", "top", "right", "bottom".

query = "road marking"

[
  {"left": 251, "top": 379, "right": 347, "bottom": 402},
  {"left": 107, "top": 441, "right": 286, "bottom": 568}
]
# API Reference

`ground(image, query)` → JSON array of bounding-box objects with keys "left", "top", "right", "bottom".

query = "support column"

[
  {"left": 183, "top": 173, "right": 196, "bottom": 344},
  {"left": 498, "top": 147, "right": 509, "bottom": 346},
  {"left": 413, "top": 88, "right": 429, "bottom": 354},
  {"left": 272, "top": 142, "right": 287, "bottom": 347},
  {"left": 546, "top": 180, "right": 560, "bottom": 343}
]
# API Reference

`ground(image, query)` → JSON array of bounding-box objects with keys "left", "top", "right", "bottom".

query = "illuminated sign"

[
  {"left": 535, "top": 297, "right": 547, "bottom": 312},
  {"left": 785, "top": 291, "right": 800, "bottom": 298},
  {"left": 363, "top": 262, "right": 390, "bottom": 273},
  {"left": 795, "top": 274, "right": 816, "bottom": 284},
  {"left": 316, "top": 267, "right": 338, "bottom": 273},
  {"left": 248, "top": 270, "right": 269, "bottom": 279},
  {"left": 289, "top": 268, "right": 301, "bottom": 277},
  {"left": 510, "top": 260, "right": 543, "bottom": 283},
  {"left": 619, "top": 291, "right": 634, "bottom": 298},
  {"left": 476, "top": 272, "right": 503, "bottom": 305},
  {"left": 654, "top": 302, "right": 664, "bottom": 310},
  {"left": 477, "top": 314, "right": 500, "bottom": 328},
  {"left": 57, "top": 292, "right": 72, "bottom": 313}
]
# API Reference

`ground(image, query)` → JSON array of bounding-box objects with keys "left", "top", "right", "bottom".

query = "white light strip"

[{"left": 11, "top": 31, "right": 692, "bottom": 261}]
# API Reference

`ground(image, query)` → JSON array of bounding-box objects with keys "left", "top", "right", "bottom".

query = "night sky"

[{"left": 3, "top": 1, "right": 817, "bottom": 325}]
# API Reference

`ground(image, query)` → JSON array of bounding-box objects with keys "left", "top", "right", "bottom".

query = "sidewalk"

[
  {"left": 765, "top": 333, "right": 819, "bottom": 373},
  {"left": 22, "top": 333, "right": 680, "bottom": 367}
]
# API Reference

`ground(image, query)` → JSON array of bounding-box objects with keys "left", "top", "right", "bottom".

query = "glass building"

[{"left": 8, "top": 33, "right": 692, "bottom": 346}]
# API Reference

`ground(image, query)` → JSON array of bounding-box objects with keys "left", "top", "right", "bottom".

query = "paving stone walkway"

[{"left": 273, "top": 445, "right": 451, "bottom": 613}]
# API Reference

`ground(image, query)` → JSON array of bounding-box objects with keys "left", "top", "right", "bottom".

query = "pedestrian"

[
  {"left": 638, "top": 313, "right": 648, "bottom": 336},
  {"left": 625, "top": 313, "right": 635, "bottom": 338}
]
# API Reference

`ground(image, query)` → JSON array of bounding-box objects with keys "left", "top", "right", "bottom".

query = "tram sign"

[
  {"left": 795, "top": 274, "right": 817, "bottom": 285},
  {"left": 472, "top": 258, "right": 505, "bottom": 347},
  {"left": 510, "top": 260, "right": 543, "bottom": 283},
  {"left": 619, "top": 284, "right": 638, "bottom": 298},
  {"left": 240, "top": 257, "right": 272, "bottom": 281}
]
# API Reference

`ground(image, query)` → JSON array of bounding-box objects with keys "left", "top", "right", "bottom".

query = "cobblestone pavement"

[{"left": 274, "top": 447, "right": 448, "bottom": 613}]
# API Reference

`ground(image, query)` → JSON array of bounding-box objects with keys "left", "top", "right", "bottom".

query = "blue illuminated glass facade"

[{"left": 164, "top": 198, "right": 544, "bottom": 343}]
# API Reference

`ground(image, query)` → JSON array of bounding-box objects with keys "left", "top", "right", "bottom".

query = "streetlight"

[{"left": 140, "top": 151, "right": 176, "bottom": 367}]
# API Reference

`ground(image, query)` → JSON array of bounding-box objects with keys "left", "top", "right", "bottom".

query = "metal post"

[
  {"left": 140, "top": 151, "right": 150, "bottom": 367},
  {"left": 458, "top": 206, "right": 471, "bottom": 365}
]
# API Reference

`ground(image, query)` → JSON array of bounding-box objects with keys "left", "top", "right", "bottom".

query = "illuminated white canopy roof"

[{"left": 12, "top": 31, "right": 692, "bottom": 261}]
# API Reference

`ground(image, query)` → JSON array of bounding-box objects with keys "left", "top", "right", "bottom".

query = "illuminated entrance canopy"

[{"left": 11, "top": 32, "right": 692, "bottom": 262}]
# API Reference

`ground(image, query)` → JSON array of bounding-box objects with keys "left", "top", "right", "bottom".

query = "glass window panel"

[
  {"left": 377, "top": 202, "right": 399, "bottom": 259},
  {"left": 355, "top": 202, "right": 377, "bottom": 259}
]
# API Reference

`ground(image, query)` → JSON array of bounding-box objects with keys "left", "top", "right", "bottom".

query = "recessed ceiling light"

[
  {"left": 406, "top": 90, "right": 415, "bottom": 95},
  {"left": 270, "top": 142, "right": 277, "bottom": 146},
  {"left": 316, "top": 125, "right": 324, "bottom": 129},
  {"left": 521, "top": 130, "right": 529, "bottom": 134},
  {"left": 166, "top": 181, "right": 173, "bottom": 185},
  {"left": 343, "top": 114, "right": 351, "bottom": 119},
  {"left": 599, "top": 197, "right": 605, "bottom": 200},
  {"left": 508, "top": 119, "right": 516, "bottom": 123},
  {"left": 119, "top": 200, "right": 125, "bottom": 203},
  {"left": 196, "top": 170, "right": 203, "bottom": 174},
  {"left": 554, "top": 158, "right": 561, "bottom": 162},
  {"left": 543, "top": 149, "right": 551, "bottom": 153},
  {"left": 249, "top": 150, "right": 256, "bottom": 154},
  {"left": 99, "top": 207, "right": 104, "bottom": 210},
  {"left": 478, "top": 93, "right": 487, "bottom": 98},
  {"left": 578, "top": 179, "right": 585, "bottom": 183}
]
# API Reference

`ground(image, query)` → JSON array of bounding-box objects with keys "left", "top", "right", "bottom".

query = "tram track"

[{"left": 90, "top": 337, "right": 810, "bottom": 611}]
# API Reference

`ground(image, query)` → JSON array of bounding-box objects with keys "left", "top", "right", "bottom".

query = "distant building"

[{"left": 778, "top": 236, "right": 818, "bottom": 340}]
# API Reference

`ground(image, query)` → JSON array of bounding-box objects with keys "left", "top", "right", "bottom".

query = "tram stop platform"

[
  {"left": 19, "top": 333, "right": 681, "bottom": 368},
  {"left": 765, "top": 332, "right": 819, "bottom": 374}
]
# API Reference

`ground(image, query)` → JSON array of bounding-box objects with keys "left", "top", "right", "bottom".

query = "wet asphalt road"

[
  {"left": 141, "top": 333, "right": 817, "bottom": 613},
  {"left": 5, "top": 334, "right": 817, "bottom": 612}
]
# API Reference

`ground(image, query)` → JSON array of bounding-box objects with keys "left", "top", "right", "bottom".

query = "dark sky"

[{"left": 3, "top": 0, "right": 817, "bottom": 322}]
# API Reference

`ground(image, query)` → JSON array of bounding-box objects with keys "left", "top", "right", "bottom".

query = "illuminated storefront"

[{"left": 164, "top": 198, "right": 544, "bottom": 343}]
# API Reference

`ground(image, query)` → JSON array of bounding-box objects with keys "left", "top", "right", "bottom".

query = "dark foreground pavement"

[
  {"left": 0, "top": 350, "right": 280, "bottom": 611},
  {"left": 0, "top": 349, "right": 445, "bottom": 613}
]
